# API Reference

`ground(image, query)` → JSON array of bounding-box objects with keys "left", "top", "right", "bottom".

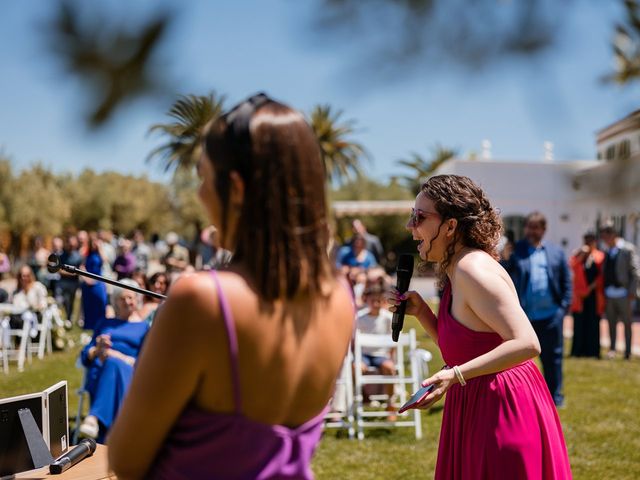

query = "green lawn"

[{"left": 2, "top": 318, "right": 639, "bottom": 479}]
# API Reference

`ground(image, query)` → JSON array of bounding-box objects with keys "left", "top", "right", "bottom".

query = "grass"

[{"left": 2, "top": 318, "right": 639, "bottom": 478}]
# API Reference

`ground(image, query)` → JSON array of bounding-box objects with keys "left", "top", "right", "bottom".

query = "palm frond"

[
  {"left": 147, "top": 92, "right": 226, "bottom": 172},
  {"left": 309, "top": 104, "right": 368, "bottom": 185},
  {"left": 395, "top": 145, "right": 457, "bottom": 194}
]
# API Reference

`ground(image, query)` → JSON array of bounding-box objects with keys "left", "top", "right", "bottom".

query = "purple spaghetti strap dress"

[
  {"left": 148, "top": 271, "right": 337, "bottom": 479},
  {"left": 434, "top": 282, "right": 572, "bottom": 480}
]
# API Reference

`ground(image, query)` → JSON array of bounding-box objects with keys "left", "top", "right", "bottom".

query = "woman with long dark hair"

[
  {"left": 388, "top": 175, "right": 572, "bottom": 479},
  {"left": 108, "top": 93, "right": 354, "bottom": 479}
]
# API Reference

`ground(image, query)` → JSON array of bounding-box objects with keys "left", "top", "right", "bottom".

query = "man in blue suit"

[{"left": 502, "top": 212, "right": 572, "bottom": 407}]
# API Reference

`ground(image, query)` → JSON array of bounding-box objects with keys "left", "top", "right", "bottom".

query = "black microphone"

[
  {"left": 391, "top": 254, "right": 414, "bottom": 342},
  {"left": 47, "top": 253, "right": 62, "bottom": 274},
  {"left": 49, "top": 438, "right": 97, "bottom": 474}
]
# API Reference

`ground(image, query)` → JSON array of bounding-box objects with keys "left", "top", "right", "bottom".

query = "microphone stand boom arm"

[{"left": 47, "top": 253, "right": 166, "bottom": 301}]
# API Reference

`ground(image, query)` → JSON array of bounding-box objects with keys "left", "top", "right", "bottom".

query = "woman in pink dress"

[{"left": 389, "top": 174, "right": 572, "bottom": 479}]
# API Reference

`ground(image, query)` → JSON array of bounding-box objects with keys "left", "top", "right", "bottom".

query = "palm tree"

[
  {"left": 147, "top": 92, "right": 226, "bottom": 172},
  {"left": 395, "top": 144, "right": 458, "bottom": 195},
  {"left": 309, "top": 105, "right": 368, "bottom": 185}
]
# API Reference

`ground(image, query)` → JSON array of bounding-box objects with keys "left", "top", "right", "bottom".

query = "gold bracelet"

[{"left": 452, "top": 365, "right": 466, "bottom": 386}]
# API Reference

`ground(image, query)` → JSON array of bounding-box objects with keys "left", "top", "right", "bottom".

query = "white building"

[
  {"left": 333, "top": 109, "right": 640, "bottom": 256},
  {"left": 431, "top": 111, "right": 640, "bottom": 254}
]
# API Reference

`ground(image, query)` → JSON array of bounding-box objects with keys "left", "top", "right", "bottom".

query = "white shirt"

[
  {"left": 12, "top": 282, "right": 48, "bottom": 312},
  {"left": 357, "top": 307, "right": 393, "bottom": 357}
]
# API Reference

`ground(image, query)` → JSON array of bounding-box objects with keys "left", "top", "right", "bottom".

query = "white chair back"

[
  {"left": 324, "top": 347, "right": 355, "bottom": 439},
  {"left": 353, "top": 328, "right": 425, "bottom": 440}
]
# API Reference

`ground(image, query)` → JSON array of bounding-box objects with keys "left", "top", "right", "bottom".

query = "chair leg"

[
  {"left": 17, "top": 323, "right": 30, "bottom": 372},
  {"left": 0, "top": 324, "right": 7, "bottom": 374},
  {"left": 1, "top": 342, "right": 7, "bottom": 374},
  {"left": 37, "top": 320, "right": 48, "bottom": 359}
]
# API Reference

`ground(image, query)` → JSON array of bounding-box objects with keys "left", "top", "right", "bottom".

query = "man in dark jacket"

[{"left": 502, "top": 212, "right": 572, "bottom": 407}]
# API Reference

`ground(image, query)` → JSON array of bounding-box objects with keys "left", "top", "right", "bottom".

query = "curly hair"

[{"left": 420, "top": 175, "right": 502, "bottom": 287}]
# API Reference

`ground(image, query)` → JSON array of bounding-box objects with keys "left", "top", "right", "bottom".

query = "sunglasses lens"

[{"left": 410, "top": 210, "right": 419, "bottom": 227}]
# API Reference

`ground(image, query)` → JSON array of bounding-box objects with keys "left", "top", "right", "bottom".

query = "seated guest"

[
  {"left": 79, "top": 279, "right": 149, "bottom": 442},
  {"left": 10, "top": 265, "right": 48, "bottom": 329},
  {"left": 12, "top": 265, "right": 48, "bottom": 312},
  {"left": 108, "top": 93, "right": 354, "bottom": 479},
  {"left": 356, "top": 275, "right": 397, "bottom": 419},
  {"left": 138, "top": 272, "right": 171, "bottom": 325},
  {"left": 336, "top": 233, "right": 377, "bottom": 271}
]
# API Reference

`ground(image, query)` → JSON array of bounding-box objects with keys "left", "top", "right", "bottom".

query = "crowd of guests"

[
  {"left": 568, "top": 224, "right": 639, "bottom": 361},
  {"left": 0, "top": 227, "right": 232, "bottom": 442},
  {"left": 500, "top": 213, "right": 639, "bottom": 410},
  {"left": 0, "top": 227, "right": 231, "bottom": 325}
]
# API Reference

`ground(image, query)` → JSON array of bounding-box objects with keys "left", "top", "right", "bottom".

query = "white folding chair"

[
  {"left": 411, "top": 348, "right": 433, "bottom": 381},
  {"left": 27, "top": 300, "right": 61, "bottom": 359},
  {"left": 0, "top": 316, "right": 9, "bottom": 374},
  {"left": 1, "top": 307, "right": 34, "bottom": 372},
  {"left": 353, "top": 328, "right": 423, "bottom": 440},
  {"left": 324, "top": 347, "right": 355, "bottom": 439}
]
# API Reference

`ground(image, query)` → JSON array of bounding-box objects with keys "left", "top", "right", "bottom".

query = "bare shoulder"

[
  {"left": 164, "top": 272, "right": 216, "bottom": 307},
  {"left": 152, "top": 271, "right": 226, "bottom": 336},
  {"left": 455, "top": 250, "right": 512, "bottom": 293}
]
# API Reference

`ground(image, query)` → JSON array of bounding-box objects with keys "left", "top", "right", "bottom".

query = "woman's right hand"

[{"left": 387, "top": 288, "right": 427, "bottom": 318}]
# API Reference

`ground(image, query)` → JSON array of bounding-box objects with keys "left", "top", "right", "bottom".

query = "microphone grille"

[
  {"left": 82, "top": 438, "right": 97, "bottom": 452},
  {"left": 397, "top": 253, "right": 414, "bottom": 276}
]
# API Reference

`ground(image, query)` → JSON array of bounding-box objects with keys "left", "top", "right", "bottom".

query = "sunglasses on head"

[
  {"left": 222, "top": 92, "right": 271, "bottom": 147},
  {"left": 409, "top": 208, "right": 440, "bottom": 228},
  {"left": 208, "top": 92, "right": 273, "bottom": 181}
]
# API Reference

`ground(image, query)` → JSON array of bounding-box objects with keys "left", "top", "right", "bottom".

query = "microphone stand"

[{"left": 47, "top": 254, "right": 166, "bottom": 301}]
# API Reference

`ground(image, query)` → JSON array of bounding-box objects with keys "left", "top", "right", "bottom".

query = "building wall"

[
  {"left": 597, "top": 131, "right": 637, "bottom": 161},
  {"left": 433, "top": 158, "right": 625, "bottom": 254}
]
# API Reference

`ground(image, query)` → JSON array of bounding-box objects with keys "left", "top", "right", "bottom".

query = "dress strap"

[{"left": 209, "top": 270, "right": 242, "bottom": 413}]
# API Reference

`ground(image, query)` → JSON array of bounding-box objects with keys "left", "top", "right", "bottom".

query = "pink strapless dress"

[{"left": 434, "top": 282, "right": 572, "bottom": 479}]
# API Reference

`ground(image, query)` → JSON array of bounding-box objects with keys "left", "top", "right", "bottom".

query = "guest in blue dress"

[
  {"left": 79, "top": 278, "right": 148, "bottom": 443},
  {"left": 80, "top": 233, "right": 108, "bottom": 330}
]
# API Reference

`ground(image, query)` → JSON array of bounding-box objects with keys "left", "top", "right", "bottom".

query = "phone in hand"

[{"left": 398, "top": 384, "right": 435, "bottom": 414}]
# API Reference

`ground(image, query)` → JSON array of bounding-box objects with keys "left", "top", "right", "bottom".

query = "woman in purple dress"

[
  {"left": 388, "top": 175, "right": 572, "bottom": 479},
  {"left": 108, "top": 93, "right": 355, "bottom": 479}
]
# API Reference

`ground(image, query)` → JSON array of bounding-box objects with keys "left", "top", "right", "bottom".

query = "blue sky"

[{"left": 1, "top": 1, "right": 640, "bottom": 184}]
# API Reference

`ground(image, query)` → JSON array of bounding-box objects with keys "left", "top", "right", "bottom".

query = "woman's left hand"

[{"left": 414, "top": 367, "right": 457, "bottom": 410}]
